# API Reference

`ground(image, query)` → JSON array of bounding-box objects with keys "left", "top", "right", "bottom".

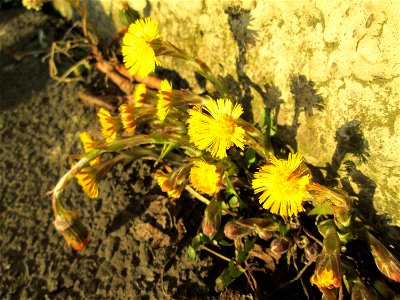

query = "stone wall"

[{"left": 88, "top": 0, "right": 400, "bottom": 226}]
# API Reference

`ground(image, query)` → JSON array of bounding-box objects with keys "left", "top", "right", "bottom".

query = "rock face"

[{"left": 88, "top": 0, "right": 400, "bottom": 226}]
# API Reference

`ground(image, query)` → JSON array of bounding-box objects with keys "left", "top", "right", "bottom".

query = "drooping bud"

[
  {"left": 54, "top": 209, "right": 90, "bottom": 251},
  {"left": 270, "top": 236, "right": 291, "bottom": 254},
  {"left": 311, "top": 221, "right": 342, "bottom": 292},
  {"left": 366, "top": 232, "right": 400, "bottom": 283},
  {"left": 304, "top": 243, "right": 321, "bottom": 262},
  {"left": 202, "top": 196, "right": 221, "bottom": 238},
  {"left": 223, "top": 217, "right": 279, "bottom": 240},
  {"left": 224, "top": 220, "right": 255, "bottom": 239}
]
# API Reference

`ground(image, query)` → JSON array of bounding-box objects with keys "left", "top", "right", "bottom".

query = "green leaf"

[
  {"left": 155, "top": 142, "right": 178, "bottom": 165},
  {"left": 219, "top": 240, "right": 234, "bottom": 247},
  {"left": 216, "top": 262, "right": 245, "bottom": 286},
  {"left": 278, "top": 223, "right": 290, "bottom": 236},
  {"left": 228, "top": 196, "right": 240, "bottom": 210},
  {"left": 188, "top": 245, "right": 196, "bottom": 260},
  {"left": 225, "top": 176, "right": 247, "bottom": 210},
  {"left": 245, "top": 148, "right": 256, "bottom": 167},
  {"left": 308, "top": 202, "right": 334, "bottom": 216}
]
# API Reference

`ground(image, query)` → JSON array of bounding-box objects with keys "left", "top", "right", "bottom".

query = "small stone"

[{"left": 47, "top": 277, "right": 58, "bottom": 292}]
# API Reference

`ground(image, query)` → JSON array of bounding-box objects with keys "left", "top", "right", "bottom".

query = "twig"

[
  {"left": 202, "top": 246, "right": 231, "bottom": 262},
  {"left": 95, "top": 60, "right": 132, "bottom": 94},
  {"left": 303, "top": 227, "right": 323, "bottom": 247},
  {"left": 185, "top": 186, "right": 239, "bottom": 217},
  {"left": 185, "top": 185, "right": 210, "bottom": 205},
  {"left": 78, "top": 91, "right": 114, "bottom": 110},
  {"left": 269, "top": 254, "right": 318, "bottom": 296}
]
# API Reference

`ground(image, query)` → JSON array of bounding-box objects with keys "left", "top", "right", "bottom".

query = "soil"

[{"left": 0, "top": 8, "right": 223, "bottom": 300}]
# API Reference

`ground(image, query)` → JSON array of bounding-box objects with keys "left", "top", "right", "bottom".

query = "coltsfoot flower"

[
  {"left": 155, "top": 170, "right": 184, "bottom": 199},
  {"left": 97, "top": 108, "right": 121, "bottom": 143},
  {"left": 187, "top": 98, "right": 245, "bottom": 158},
  {"left": 79, "top": 132, "right": 100, "bottom": 166},
  {"left": 189, "top": 161, "right": 222, "bottom": 195},
  {"left": 252, "top": 153, "right": 310, "bottom": 217},
  {"left": 157, "top": 80, "right": 173, "bottom": 121},
  {"left": 310, "top": 268, "right": 341, "bottom": 290},
  {"left": 119, "top": 104, "right": 136, "bottom": 134},
  {"left": 75, "top": 167, "right": 99, "bottom": 199},
  {"left": 121, "top": 17, "right": 162, "bottom": 78},
  {"left": 130, "top": 83, "right": 147, "bottom": 108},
  {"left": 22, "top": 0, "right": 45, "bottom": 10}
]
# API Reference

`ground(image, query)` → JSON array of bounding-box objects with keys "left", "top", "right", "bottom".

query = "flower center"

[{"left": 216, "top": 115, "right": 236, "bottom": 136}]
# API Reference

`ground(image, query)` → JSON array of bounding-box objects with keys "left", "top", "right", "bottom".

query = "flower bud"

[
  {"left": 304, "top": 243, "right": 320, "bottom": 262},
  {"left": 311, "top": 224, "right": 342, "bottom": 292},
  {"left": 224, "top": 220, "right": 255, "bottom": 239},
  {"left": 296, "top": 235, "right": 309, "bottom": 249},
  {"left": 224, "top": 217, "right": 279, "bottom": 240},
  {"left": 54, "top": 209, "right": 90, "bottom": 251},
  {"left": 366, "top": 232, "right": 400, "bottom": 283},
  {"left": 201, "top": 196, "right": 221, "bottom": 238},
  {"left": 270, "top": 237, "right": 291, "bottom": 254}
]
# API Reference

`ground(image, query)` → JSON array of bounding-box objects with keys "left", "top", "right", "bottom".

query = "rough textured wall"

[{"left": 88, "top": 0, "right": 400, "bottom": 226}]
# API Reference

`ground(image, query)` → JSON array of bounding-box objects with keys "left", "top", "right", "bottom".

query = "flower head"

[
  {"left": 97, "top": 108, "right": 120, "bottom": 143},
  {"left": 252, "top": 153, "right": 310, "bottom": 217},
  {"left": 122, "top": 17, "right": 162, "bottom": 78},
  {"left": 190, "top": 161, "right": 222, "bottom": 195},
  {"left": 54, "top": 209, "right": 90, "bottom": 251},
  {"left": 157, "top": 80, "right": 173, "bottom": 121},
  {"left": 155, "top": 170, "right": 183, "bottom": 199},
  {"left": 129, "top": 83, "right": 147, "bottom": 108},
  {"left": 22, "top": 0, "right": 44, "bottom": 10},
  {"left": 79, "top": 132, "right": 100, "bottom": 166},
  {"left": 311, "top": 268, "right": 340, "bottom": 290},
  {"left": 75, "top": 167, "right": 98, "bottom": 199},
  {"left": 187, "top": 98, "right": 245, "bottom": 158},
  {"left": 119, "top": 104, "right": 136, "bottom": 134}
]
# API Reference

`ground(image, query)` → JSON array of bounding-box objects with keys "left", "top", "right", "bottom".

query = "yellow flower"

[
  {"left": 75, "top": 167, "right": 98, "bottom": 199},
  {"left": 157, "top": 80, "right": 173, "bottom": 121},
  {"left": 119, "top": 104, "right": 136, "bottom": 134},
  {"left": 121, "top": 17, "right": 162, "bottom": 78},
  {"left": 79, "top": 132, "right": 100, "bottom": 166},
  {"left": 190, "top": 161, "right": 222, "bottom": 195},
  {"left": 22, "top": 0, "right": 44, "bottom": 10},
  {"left": 129, "top": 83, "right": 147, "bottom": 108},
  {"left": 252, "top": 153, "right": 310, "bottom": 217},
  {"left": 187, "top": 98, "right": 245, "bottom": 158},
  {"left": 155, "top": 170, "right": 183, "bottom": 199},
  {"left": 97, "top": 108, "right": 120, "bottom": 143},
  {"left": 310, "top": 268, "right": 340, "bottom": 290}
]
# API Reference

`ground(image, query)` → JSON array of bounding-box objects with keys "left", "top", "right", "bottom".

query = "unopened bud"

[
  {"left": 304, "top": 243, "right": 320, "bottom": 261},
  {"left": 224, "top": 221, "right": 255, "bottom": 239},
  {"left": 296, "top": 235, "right": 309, "bottom": 249},
  {"left": 270, "top": 237, "right": 291, "bottom": 254},
  {"left": 289, "top": 216, "right": 301, "bottom": 229},
  {"left": 54, "top": 210, "right": 90, "bottom": 251},
  {"left": 366, "top": 232, "right": 400, "bottom": 283},
  {"left": 202, "top": 196, "right": 221, "bottom": 238}
]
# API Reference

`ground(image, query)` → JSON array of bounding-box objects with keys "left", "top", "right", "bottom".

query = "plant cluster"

[{"left": 39, "top": 3, "right": 400, "bottom": 299}]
